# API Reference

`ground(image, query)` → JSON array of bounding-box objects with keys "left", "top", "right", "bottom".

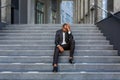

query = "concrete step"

[
  {"left": 0, "top": 56, "right": 119, "bottom": 63},
  {"left": 0, "top": 33, "right": 103, "bottom": 36},
  {"left": 0, "top": 30, "right": 101, "bottom": 33},
  {"left": 3, "top": 27, "right": 99, "bottom": 30},
  {"left": 7, "top": 24, "right": 96, "bottom": 27},
  {"left": 0, "top": 45, "right": 113, "bottom": 50},
  {"left": 0, "top": 50, "right": 117, "bottom": 56},
  {"left": 0, "top": 40, "right": 109, "bottom": 45},
  {"left": 0, "top": 35, "right": 105, "bottom": 38},
  {"left": 0, "top": 24, "right": 118, "bottom": 80},
  {"left": 0, "top": 63, "right": 120, "bottom": 72},
  {"left": 4, "top": 25, "right": 96, "bottom": 29},
  {"left": 0, "top": 35, "right": 106, "bottom": 39},
  {"left": 0, "top": 72, "right": 120, "bottom": 80},
  {"left": 3, "top": 28, "right": 99, "bottom": 31},
  {"left": 4, "top": 25, "right": 97, "bottom": 27},
  {"left": 0, "top": 36, "right": 106, "bottom": 40}
]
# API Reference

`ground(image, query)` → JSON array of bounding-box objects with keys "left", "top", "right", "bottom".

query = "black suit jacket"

[{"left": 55, "top": 29, "right": 74, "bottom": 46}]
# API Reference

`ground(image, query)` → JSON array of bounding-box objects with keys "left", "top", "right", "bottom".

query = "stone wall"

[
  {"left": 1, "top": 0, "right": 7, "bottom": 22},
  {"left": 1, "top": 0, "right": 11, "bottom": 23},
  {"left": 114, "top": 0, "right": 120, "bottom": 13}
]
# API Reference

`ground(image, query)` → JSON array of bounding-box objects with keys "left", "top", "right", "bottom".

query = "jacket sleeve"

[
  {"left": 55, "top": 31, "right": 60, "bottom": 47},
  {"left": 68, "top": 32, "right": 74, "bottom": 41}
]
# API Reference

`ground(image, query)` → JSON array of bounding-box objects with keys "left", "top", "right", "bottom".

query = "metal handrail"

[
  {"left": 91, "top": 3, "right": 112, "bottom": 14},
  {"left": 91, "top": 3, "right": 120, "bottom": 21}
]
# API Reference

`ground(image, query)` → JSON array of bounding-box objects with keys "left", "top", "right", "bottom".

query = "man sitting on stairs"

[{"left": 53, "top": 23, "right": 75, "bottom": 72}]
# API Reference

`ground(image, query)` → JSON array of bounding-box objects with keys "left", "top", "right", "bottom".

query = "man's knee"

[
  {"left": 71, "top": 39, "right": 75, "bottom": 45},
  {"left": 54, "top": 46, "right": 60, "bottom": 53}
]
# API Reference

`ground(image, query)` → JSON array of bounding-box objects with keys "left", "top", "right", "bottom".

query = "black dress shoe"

[
  {"left": 52, "top": 67, "right": 58, "bottom": 72},
  {"left": 69, "top": 59, "right": 74, "bottom": 64}
]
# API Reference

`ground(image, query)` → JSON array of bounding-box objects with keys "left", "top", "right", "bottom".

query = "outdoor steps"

[{"left": 0, "top": 24, "right": 119, "bottom": 80}]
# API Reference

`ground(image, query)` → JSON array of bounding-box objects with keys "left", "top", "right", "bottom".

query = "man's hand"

[
  {"left": 66, "top": 23, "right": 71, "bottom": 32},
  {"left": 57, "top": 45, "right": 64, "bottom": 53}
]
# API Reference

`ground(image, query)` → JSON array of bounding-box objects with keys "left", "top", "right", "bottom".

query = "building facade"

[
  {"left": 0, "top": 0, "right": 61, "bottom": 24},
  {"left": 0, "top": 0, "right": 120, "bottom": 24},
  {"left": 75, "top": 0, "right": 120, "bottom": 24},
  {"left": 74, "top": 0, "right": 103, "bottom": 24}
]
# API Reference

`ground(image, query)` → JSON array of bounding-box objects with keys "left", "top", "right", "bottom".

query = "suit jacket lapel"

[
  {"left": 60, "top": 29, "right": 63, "bottom": 42},
  {"left": 65, "top": 32, "right": 68, "bottom": 42}
]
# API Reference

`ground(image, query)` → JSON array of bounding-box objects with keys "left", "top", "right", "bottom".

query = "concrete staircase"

[{"left": 0, "top": 24, "right": 119, "bottom": 80}]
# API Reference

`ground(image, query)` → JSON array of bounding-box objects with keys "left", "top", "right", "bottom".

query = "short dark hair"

[{"left": 62, "top": 23, "right": 67, "bottom": 28}]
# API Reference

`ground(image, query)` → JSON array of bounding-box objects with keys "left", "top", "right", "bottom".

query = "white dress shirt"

[{"left": 61, "top": 31, "right": 71, "bottom": 45}]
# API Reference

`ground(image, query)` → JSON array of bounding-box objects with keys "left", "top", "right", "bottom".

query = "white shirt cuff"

[{"left": 68, "top": 31, "right": 71, "bottom": 34}]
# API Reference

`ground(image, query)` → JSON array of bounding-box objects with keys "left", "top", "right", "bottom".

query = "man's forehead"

[{"left": 64, "top": 25, "right": 67, "bottom": 28}]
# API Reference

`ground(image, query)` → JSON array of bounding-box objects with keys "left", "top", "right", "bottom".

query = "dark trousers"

[{"left": 53, "top": 39, "right": 75, "bottom": 65}]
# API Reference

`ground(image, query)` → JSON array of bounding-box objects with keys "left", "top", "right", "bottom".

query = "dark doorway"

[
  {"left": 11, "top": 0, "right": 19, "bottom": 24},
  {"left": 52, "top": 0, "right": 57, "bottom": 23}
]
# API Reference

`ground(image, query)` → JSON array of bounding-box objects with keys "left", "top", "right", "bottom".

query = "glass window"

[
  {"left": 65, "top": 13, "right": 71, "bottom": 22},
  {"left": 35, "top": 1, "right": 44, "bottom": 24},
  {"left": 61, "top": 1, "right": 73, "bottom": 24}
]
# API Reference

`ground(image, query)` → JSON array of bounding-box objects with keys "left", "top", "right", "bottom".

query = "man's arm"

[
  {"left": 55, "top": 31, "right": 60, "bottom": 47},
  {"left": 55, "top": 30, "right": 60, "bottom": 47},
  {"left": 55, "top": 30, "right": 64, "bottom": 53},
  {"left": 68, "top": 31, "right": 74, "bottom": 40},
  {"left": 66, "top": 25, "right": 74, "bottom": 40}
]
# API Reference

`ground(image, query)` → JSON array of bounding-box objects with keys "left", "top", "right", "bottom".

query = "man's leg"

[
  {"left": 53, "top": 47, "right": 60, "bottom": 66},
  {"left": 69, "top": 39, "right": 75, "bottom": 64},
  {"left": 69, "top": 39, "right": 75, "bottom": 61},
  {"left": 61, "top": 43, "right": 75, "bottom": 64},
  {"left": 52, "top": 46, "right": 60, "bottom": 72}
]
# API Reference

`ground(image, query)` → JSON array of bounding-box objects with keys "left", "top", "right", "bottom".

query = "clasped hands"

[{"left": 57, "top": 45, "right": 64, "bottom": 53}]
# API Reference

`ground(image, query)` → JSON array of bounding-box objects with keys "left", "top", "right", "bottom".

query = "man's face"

[{"left": 62, "top": 25, "right": 68, "bottom": 32}]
